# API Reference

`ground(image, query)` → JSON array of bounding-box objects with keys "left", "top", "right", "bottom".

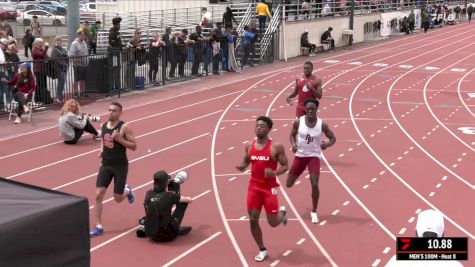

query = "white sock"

[{"left": 96, "top": 224, "right": 103, "bottom": 229}]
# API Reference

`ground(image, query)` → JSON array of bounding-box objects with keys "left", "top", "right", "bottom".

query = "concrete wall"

[{"left": 279, "top": 14, "right": 381, "bottom": 60}]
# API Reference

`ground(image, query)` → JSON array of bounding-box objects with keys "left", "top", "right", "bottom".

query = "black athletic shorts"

[{"left": 96, "top": 165, "right": 129, "bottom": 194}]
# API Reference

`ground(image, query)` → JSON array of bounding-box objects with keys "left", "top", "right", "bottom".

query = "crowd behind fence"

[{"left": 0, "top": 33, "right": 277, "bottom": 112}]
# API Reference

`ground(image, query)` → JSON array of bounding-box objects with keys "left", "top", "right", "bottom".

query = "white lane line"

[
  {"left": 429, "top": 192, "right": 435, "bottom": 197},
  {"left": 408, "top": 217, "right": 415, "bottom": 223},
  {"left": 371, "top": 178, "right": 377, "bottom": 183},
  {"left": 319, "top": 220, "right": 327, "bottom": 226},
  {"left": 162, "top": 232, "right": 222, "bottom": 267},
  {"left": 332, "top": 210, "right": 340, "bottom": 215},
  {"left": 363, "top": 184, "right": 369, "bottom": 189},
  {"left": 282, "top": 250, "right": 292, "bottom": 257},
  {"left": 270, "top": 260, "right": 280, "bottom": 266},
  {"left": 372, "top": 259, "right": 381, "bottom": 267},
  {"left": 297, "top": 238, "right": 306, "bottom": 245},
  {"left": 398, "top": 228, "right": 407, "bottom": 235},
  {"left": 383, "top": 247, "right": 391, "bottom": 254},
  {"left": 436, "top": 183, "right": 442, "bottom": 188},
  {"left": 343, "top": 201, "right": 350, "bottom": 206},
  {"left": 216, "top": 152, "right": 222, "bottom": 156},
  {"left": 228, "top": 146, "right": 235, "bottom": 150},
  {"left": 229, "top": 177, "right": 237, "bottom": 182}
]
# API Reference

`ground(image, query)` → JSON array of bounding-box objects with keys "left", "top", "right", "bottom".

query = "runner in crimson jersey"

[
  {"left": 236, "top": 116, "right": 289, "bottom": 262},
  {"left": 287, "top": 99, "right": 336, "bottom": 224},
  {"left": 286, "top": 61, "right": 322, "bottom": 118}
]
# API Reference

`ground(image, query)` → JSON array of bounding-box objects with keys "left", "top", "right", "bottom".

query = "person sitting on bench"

[
  {"left": 301, "top": 29, "right": 316, "bottom": 54},
  {"left": 320, "top": 27, "right": 335, "bottom": 51}
]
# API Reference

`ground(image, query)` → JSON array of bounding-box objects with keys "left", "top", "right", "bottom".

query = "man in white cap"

[
  {"left": 301, "top": 29, "right": 316, "bottom": 54},
  {"left": 385, "top": 209, "right": 463, "bottom": 266}
]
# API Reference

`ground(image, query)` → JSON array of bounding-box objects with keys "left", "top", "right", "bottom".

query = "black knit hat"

[{"left": 153, "top": 170, "right": 170, "bottom": 192}]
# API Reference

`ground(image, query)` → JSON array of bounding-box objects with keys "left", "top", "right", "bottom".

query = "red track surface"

[{"left": 1, "top": 23, "right": 474, "bottom": 267}]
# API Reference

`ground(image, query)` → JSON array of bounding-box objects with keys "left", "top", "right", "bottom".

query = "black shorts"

[
  {"left": 74, "top": 66, "right": 87, "bottom": 82},
  {"left": 96, "top": 165, "right": 128, "bottom": 194}
]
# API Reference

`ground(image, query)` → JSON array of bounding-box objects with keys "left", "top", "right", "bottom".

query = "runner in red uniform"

[
  {"left": 236, "top": 116, "right": 289, "bottom": 262},
  {"left": 286, "top": 61, "right": 322, "bottom": 118}
]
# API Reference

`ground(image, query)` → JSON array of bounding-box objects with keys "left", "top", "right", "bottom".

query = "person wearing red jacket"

[{"left": 1, "top": 62, "right": 36, "bottom": 124}]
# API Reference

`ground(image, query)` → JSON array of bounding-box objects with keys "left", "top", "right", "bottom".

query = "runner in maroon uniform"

[
  {"left": 236, "top": 116, "right": 289, "bottom": 262},
  {"left": 286, "top": 61, "right": 322, "bottom": 118}
]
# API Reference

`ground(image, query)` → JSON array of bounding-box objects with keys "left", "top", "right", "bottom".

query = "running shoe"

[
  {"left": 125, "top": 184, "right": 135, "bottom": 203},
  {"left": 90, "top": 226, "right": 103, "bottom": 238}
]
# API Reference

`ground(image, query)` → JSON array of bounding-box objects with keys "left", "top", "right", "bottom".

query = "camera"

[
  {"left": 79, "top": 113, "right": 101, "bottom": 122},
  {"left": 172, "top": 171, "right": 189, "bottom": 184}
]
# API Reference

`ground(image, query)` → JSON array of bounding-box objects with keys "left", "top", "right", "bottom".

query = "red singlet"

[{"left": 248, "top": 139, "right": 279, "bottom": 188}]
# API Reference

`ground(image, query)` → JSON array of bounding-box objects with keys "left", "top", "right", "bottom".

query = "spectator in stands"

[
  {"left": 50, "top": 35, "right": 68, "bottom": 103},
  {"left": 201, "top": 7, "right": 212, "bottom": 28},
  {"left": 454, "top": 5, "right": 461, "bottom": 20},
  {"left": 226, "top": 27, "right": 239, "bottom": 72},
  {"left": 256, "top": 0, "right": 272, "bottom": 35},
  {"left": 301, "top": 1, "right": 311, "bottom": 19},
  {"left": 223, "top": 7, "right": 238, "bottom": 29},
  {"left": 0, "top": 39, "right": 5, "bottom": 112},
  {"left": 401, "top": 16, "right": 410, "bottom": 35},
  {"left": 1, "top": 62, "right": 35, "bottom": 124},
  {"left": 175, "top": 29, "right": 192, "bottom": 77},
  {"left": 32, "top": 38, "right": 53, "bottom": 104},
  {"left": 189, "top": 26, "right": 207, "bottom": 76},
  {"left": 125, "top": 29, "right": 143, "bottom": 88},
  {"left": 22, "top": 29, "right": 34, "bottom": 58},
  {"left": 108, "top": 17, "right": 123, "bottom": 93},
  {"left": 31, "top": 16, "right": 41, "bottom": 38},
  {"left": 148, "top": 32, "right": 165, "bottom": 84},
  {"left": 89, "top": 21, "right": 101, "bottom": 55},
  {"left": 0, "top": 18, "right": 13, "bottom": 38},
  {"left": 58, "top": 99, "right": 100, "bottom": 144},
  {"left": 421, "top": 9, "right": 430, "bottom": 33},
  {"left": 320, "top": 27, "right": 335, "bottom": 51},
  {"left": 76, "top": 21, "right": 91, "bottom": 42},
  {"left": 209, "top": 29, "right": 221, "bottom": 75},
  {"left": 69, "top": 31, "right": 88, "bottom": 98},
  {"left": 162, "top": 27, "right": 177, "bottom": 79},
  {"left": 250, "top": 23, "right": 259, "bottom": 64},
  {"left": 301, "top": 29, "right": 316, "bottom": 54},
  {"left": 242, "top": 25, "right": 255, "bottom": 68},
  {"left": 468, "top": 4, "right": 473, "bottom": 22},
  {"left": 408, "top": 10, "right": 415, "bottom": 34},
  {"left": 4, "top": 42, "right": 19, "bottom": 108}
]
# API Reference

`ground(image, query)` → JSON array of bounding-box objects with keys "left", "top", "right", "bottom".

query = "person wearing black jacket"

[
  {"left": 108, "top": 17, "right": 123, "bottom": 93},
  {"left": 320, "top": 27, "right": 335, "bottom": 51},
  {"left": 222, "top": 7, "right": 238, "bottom": 29},
  {"left": 136, "top": 170, "right": 192, "bottom": 242},
  {"left": 189, "top": 26, "right": 207, "bottom": 76},
  {"left": 300, "top": 29, "right": 316, "bottom": 54},
  {"left": 148, "top": 32, "right": 165, "bottom": 84}
]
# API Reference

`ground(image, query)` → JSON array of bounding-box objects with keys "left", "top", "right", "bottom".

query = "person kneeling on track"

[
  {"left": 59, "top": 99, "right": 101, "bottom": 144},
  {"left": 136, "top": 170, "right": 193, "bottom": 242}
]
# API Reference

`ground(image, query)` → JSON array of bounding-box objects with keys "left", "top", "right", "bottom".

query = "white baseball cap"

[
  {"left": 304, "top": 29, "right": 309, "bottom": 33},
  {"left": 416, "top": 209, "right": 444, "bottom": 237}
]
